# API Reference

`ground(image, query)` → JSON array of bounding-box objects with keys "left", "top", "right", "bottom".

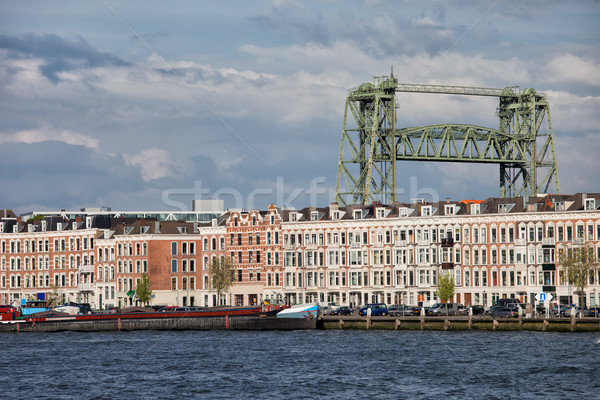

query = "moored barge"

[{"left": 0, "top": 305, "right": 317, "bottom": 332}]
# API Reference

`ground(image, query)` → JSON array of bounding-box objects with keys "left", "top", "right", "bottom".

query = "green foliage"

[
  {"left": 209, "top": 256, "right": 235, "bottom": 300},
  {"left": 435, "top": 271, "right": 455, "bottom": 303},
  {"left": 50, "top": 283, "right": 64, "bottom": 306},
  {"left": 26, "top": 215, "right": 44, "bottom": 223},
  {"left": 135, "top": 273, "right": 153, "bottom": 305},
  {"left": 559, "top": 246, "right": 599, "bottom": 308}
]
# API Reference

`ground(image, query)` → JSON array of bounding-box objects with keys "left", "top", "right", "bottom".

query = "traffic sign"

[
  {"left": 536, "top": 292, "right": 553, "bottom": 302},
  {"left": 536, "top": 293, "right": 545, "bottom": 302}
]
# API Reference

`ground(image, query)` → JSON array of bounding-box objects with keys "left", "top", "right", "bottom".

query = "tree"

[
  {"left": 559, "top": 245, "right": 599, "bottom": 309},
  {"left": 135, "top": 273, "right": 153, "bottom": 306},
  {"left": 435, "top": 271, "right": 456, "bottom": 304},
  {"left": 209, "top": 256, "right": 235, "bottom": 304},
  {"left": 50, "top": 283, "right": 64, "bottom": 306}
]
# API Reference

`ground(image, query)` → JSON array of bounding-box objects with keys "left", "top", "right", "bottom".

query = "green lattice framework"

[{"left": 335, "top": 74, "right": 560, "bottom": 206}]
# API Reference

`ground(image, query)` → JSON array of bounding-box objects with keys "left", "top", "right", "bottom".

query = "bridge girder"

[{"left": 335, "top": 75, "right": 560, "bottom": 206}]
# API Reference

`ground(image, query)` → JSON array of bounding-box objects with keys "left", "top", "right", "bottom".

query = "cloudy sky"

[{"left": 1, "top": 1, "right": 598, "bottom": 214}]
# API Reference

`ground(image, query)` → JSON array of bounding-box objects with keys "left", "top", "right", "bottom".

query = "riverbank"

[{"left": 320, "top": 315, "right": 600, "bottom": 332}]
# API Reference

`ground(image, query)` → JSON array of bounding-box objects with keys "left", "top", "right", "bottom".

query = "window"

[
  {"left": 171, "top": 259, "right": 177, "bottom": 273},
  {"left": 171, "top": 242, "right": 177, "bottom": 255},
  {"left": 585, "top": 198, "right": 596, "bottom": 211}
]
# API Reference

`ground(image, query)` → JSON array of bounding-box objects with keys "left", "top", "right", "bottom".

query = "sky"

[{"left": 0, "top": 0, "right": 598, "bottom": 215}]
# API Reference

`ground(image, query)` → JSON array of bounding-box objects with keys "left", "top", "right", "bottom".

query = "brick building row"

[{"left": 1, "top": 192, "right": 599, "bottom": 310}]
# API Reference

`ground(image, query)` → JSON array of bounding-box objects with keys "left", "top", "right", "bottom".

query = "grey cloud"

[
  {"left": 0, "top": 141, "right": 143, "bottom": 208},
  {"left": 0, "top": 34, "right": 130, "bottom": 83}
]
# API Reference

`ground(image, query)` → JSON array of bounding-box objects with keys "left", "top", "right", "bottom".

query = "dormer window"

[
  {"left": 498, "top": 203, "right": 514, "bottom": 213},
  {"left": 86, "top": 217, "right": 92, "bottom": 229},
  {"left": 444, "top": 205, "right": 456, "bottom": 215},
  {"left": 353, "top": 210, "right": 362, "bottom": 219},
  {"left": 290, "top": 213, "right": 297, "bottom": 222},
  {"left": 555, "top": 201, "right": 565, "bottom": 211},
  {"left": 470, "top": 204, "right": 480, "bottom": 215},
  {"left": 57, "top": 223, "right": 62, "bottom": 231},
  {"left": 13, "top": 225, "right": 18, "bottom": 233},
  {"left": 376, "top": 208, "right": 385, "bottom": 219},
  {"left": 399, "top": 208, "right": 409, "bottom": 217},
  {"left": 584, "top": 198, "right": 596, "bottom": 211},
  {"left": 421, "top": 206, "right": 432, "bottom": 216},
  {"left": 310, "top": 211, "right": 318, "bottom": 221},
  {"left": 331, "top": 211, "right": 339, "bottom": 220},
  {"left": 41, "top": 221, "right": 47, "bottom": 231}
]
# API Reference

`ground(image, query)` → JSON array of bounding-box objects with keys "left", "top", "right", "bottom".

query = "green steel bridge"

[{"left": 335, "top": 74, "right": 560, "bottom": 206}]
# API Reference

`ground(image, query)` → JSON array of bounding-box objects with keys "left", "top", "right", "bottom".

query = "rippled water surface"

[{"left": 1, "top": 329, "right": 598, "bottom": 399}]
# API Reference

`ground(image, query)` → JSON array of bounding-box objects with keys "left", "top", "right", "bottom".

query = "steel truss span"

[{"left": 335, "top": 74, "right": 560, "bottom": 206}]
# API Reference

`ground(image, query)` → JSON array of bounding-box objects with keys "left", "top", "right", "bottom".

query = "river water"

[{"left": 1, "top": 329, "right": 598, "bottom": 399}]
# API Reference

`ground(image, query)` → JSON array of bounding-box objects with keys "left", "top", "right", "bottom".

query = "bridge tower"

[{"left": 335, "top": 74, "right": 560, "bottom": 206}]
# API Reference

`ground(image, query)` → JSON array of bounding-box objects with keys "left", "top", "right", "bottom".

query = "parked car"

[
  {"left": 330, "top": 306, "right": 353, "bottom": 315},
  {"left": 494, "top": 298, "right": 521, "bottom": 307},
  {"left": 0, "top": 304, "right": 17, "bottom": 313},
  {"left": 535, "top": 304, "right": 545, "bottom": 314},
  {"left": 563, "top": 306, "right": 590, "bottom": 317},
  {"left": 589, "top": 307, "right": 600, "bottom": 317},
  {"left": 412, "top": 306, "right": 429, "bottom": 316},
  {"left": 467, "top": 305, "right": 485, "bottom": 315},
  {"left": 388, "top": 305, "right": 414, "bottom": 316},
  {"left": 358, "top": 303, "right": 388, "bottom": 316},
  {"left": 428, "top": 303, "right": 460, "bottom": 316},
  {"left": 489, "top": 307, "right": 518, "bottom": 318},
  {"left": 484, "top": 305, "right": 502, "bottom": 315},
  {"left": 551, "top": 305, "right": 568, "bottom": 317}
]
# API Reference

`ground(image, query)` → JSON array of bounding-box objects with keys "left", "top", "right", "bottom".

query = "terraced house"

[{"left": 1, "top": 192, "right": 599, "bottom": 310}]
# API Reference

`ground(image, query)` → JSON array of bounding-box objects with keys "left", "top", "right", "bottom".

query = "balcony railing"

[
  {"left": 542, "top": 238, "right": 555, "bottom": 246},
  {"left": 350, "top": 242, "right": 361, "bottom": 249},
  {"left": 79, "top": 264, "right": 94, "bottom": 273},
  {"left": 441, "top": 238, "right": 454, "bottom": 247},
  {"left": 394, "top": 240, "right": 407, "bottom": 247},
  {"left": 441, "top": 262, "right": 454, "bottom": 270},
  {"left": 78, "top": 282, "right": 94, "bottom": 292},
  {"left": 514, "top": 239, "right": 526, "bottom": 246}
]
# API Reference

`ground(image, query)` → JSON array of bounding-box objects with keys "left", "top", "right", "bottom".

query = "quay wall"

[{"left": 321, "top": 315, "right": 600, "bottom": 332}]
